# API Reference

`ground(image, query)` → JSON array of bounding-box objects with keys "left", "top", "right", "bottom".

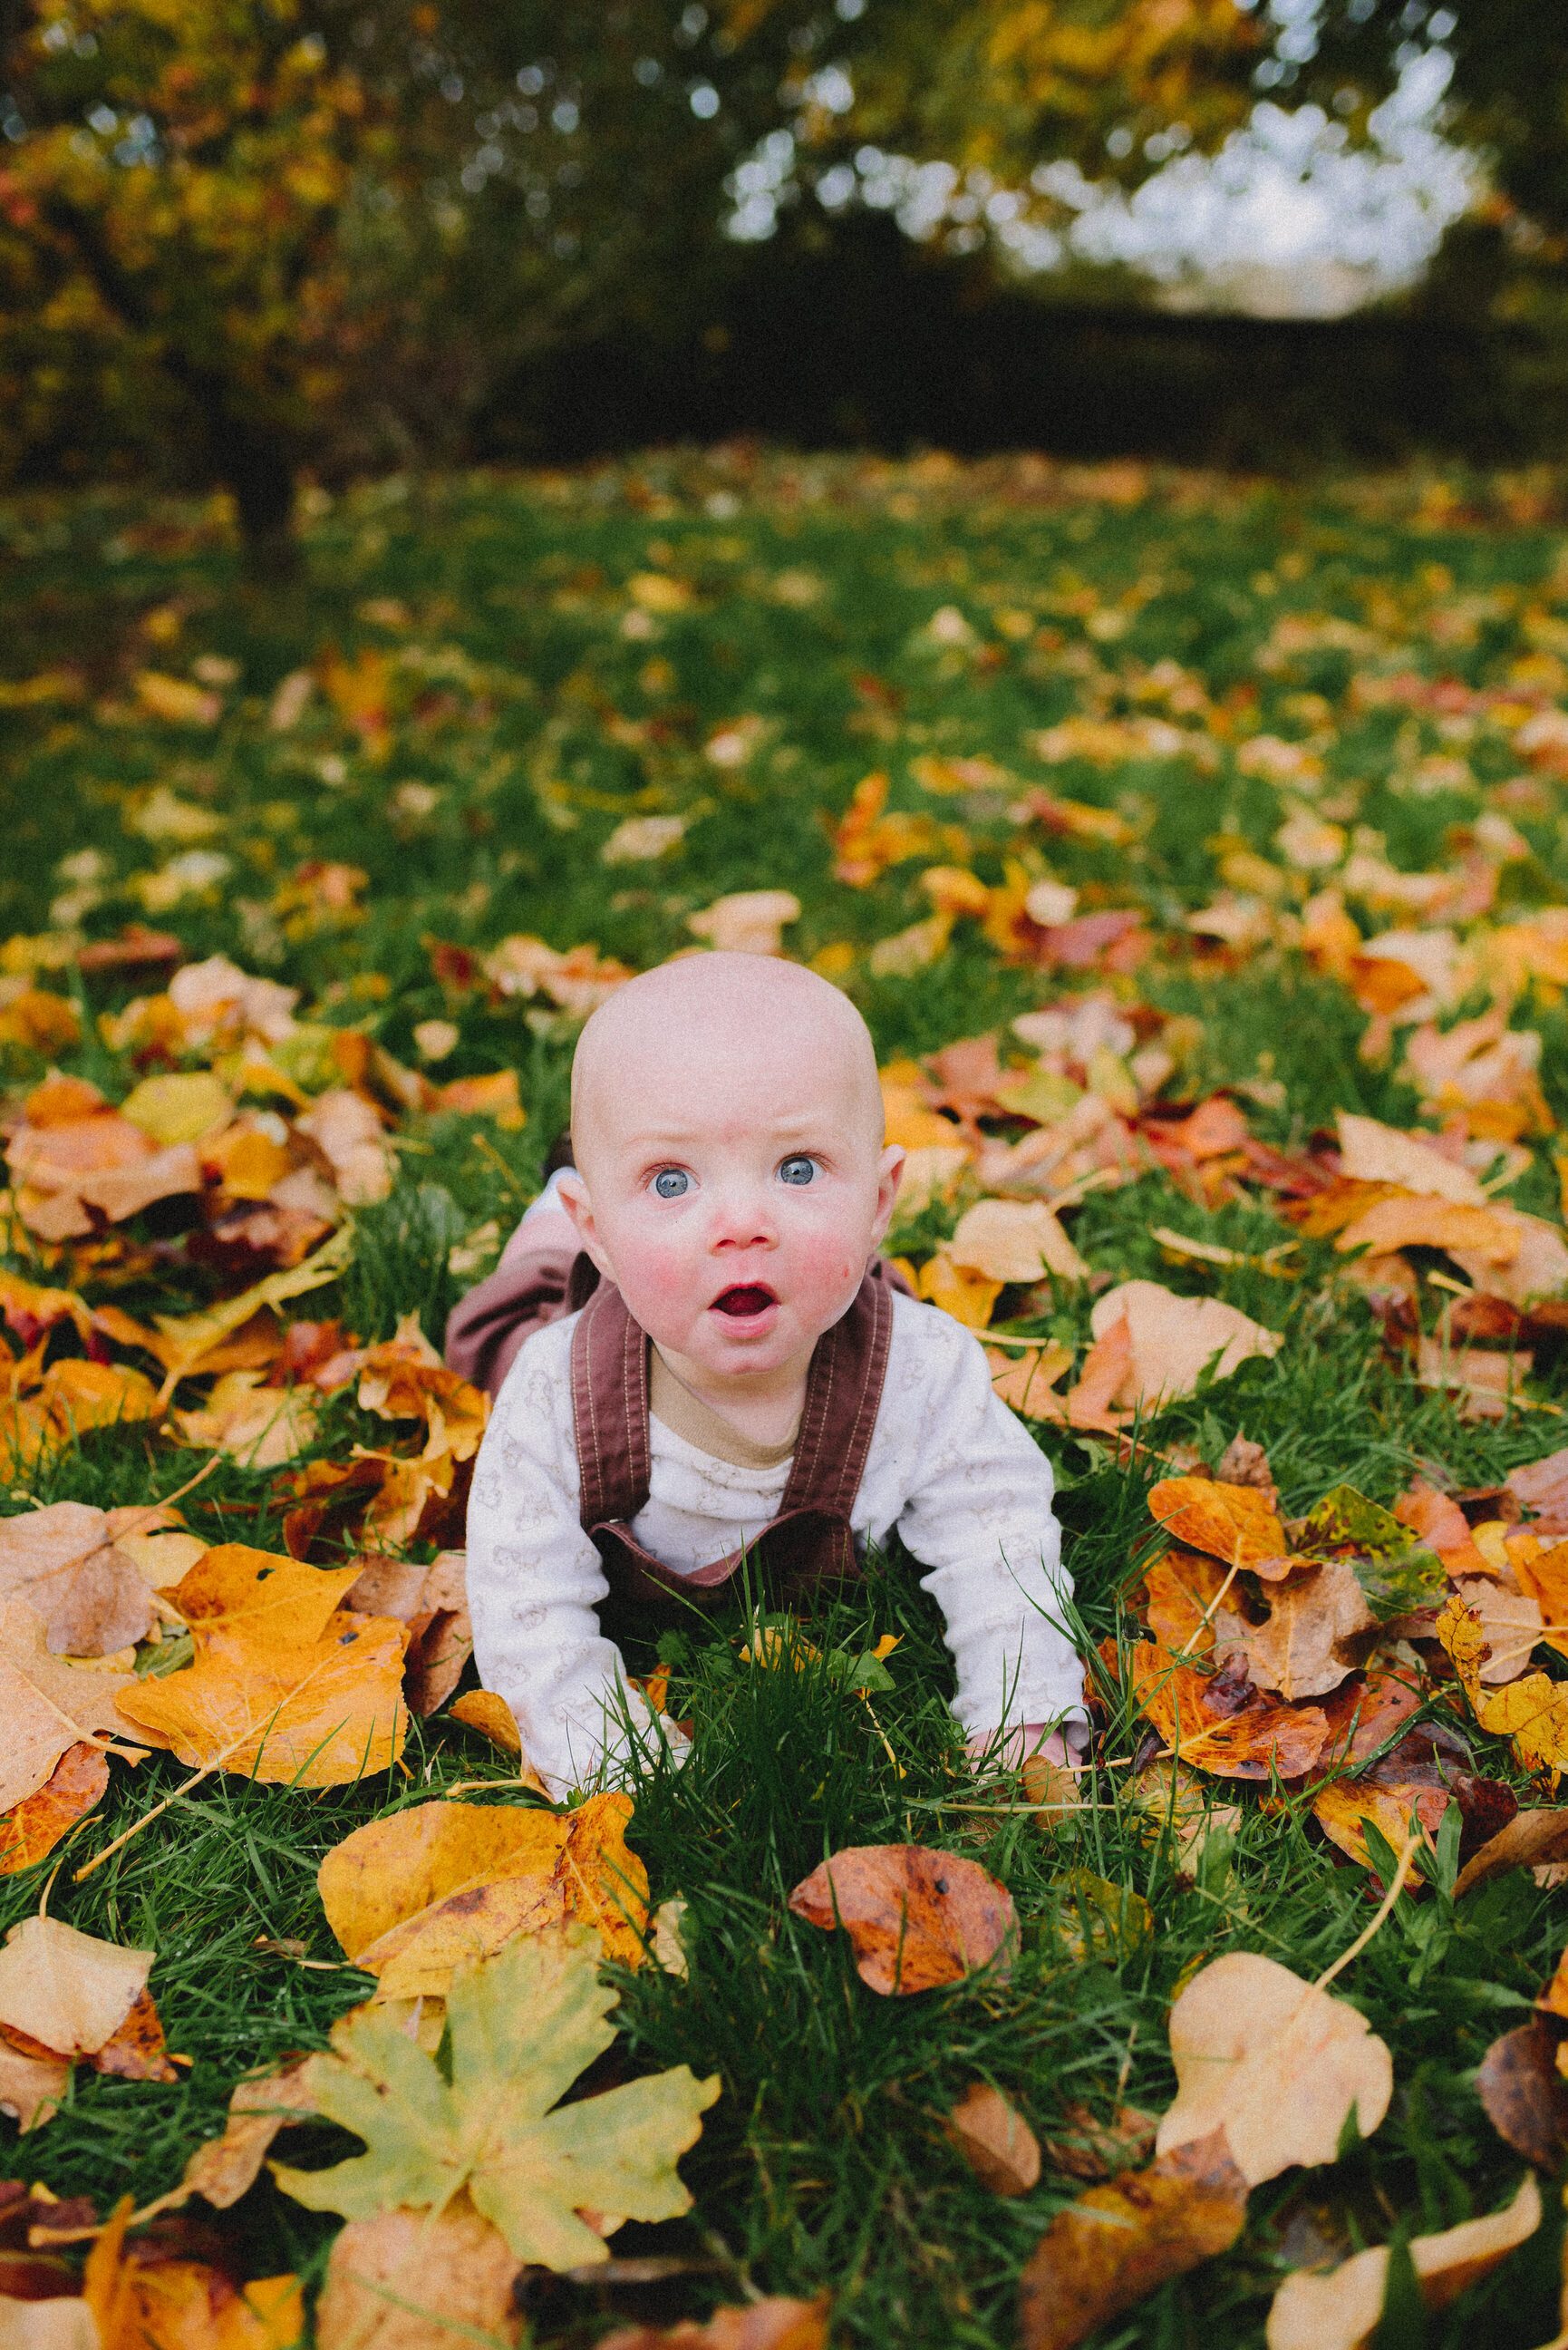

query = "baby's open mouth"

[{"left": 711, "top": 1285, "right": 777, "bottom": 1318}]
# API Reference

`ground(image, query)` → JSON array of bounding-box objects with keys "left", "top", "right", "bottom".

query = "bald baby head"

[{"left": 570, "top": 952, "right": 883, "bottom": 1181}]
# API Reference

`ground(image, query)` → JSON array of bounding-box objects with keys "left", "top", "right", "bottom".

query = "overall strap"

[
  {"left": 569, "top": 1279, "right": 651, "bottom": 1529},
  {"left": 571, "top": 1261, "right": 897, "bottom": 1539},
  {"left": 777, "top": 1267, "right": 895, "bottom": 1519}
]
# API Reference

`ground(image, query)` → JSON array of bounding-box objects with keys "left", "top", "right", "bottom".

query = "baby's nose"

[{"left": 708, "top": 1182, "right": 777, "bottom": 1248}]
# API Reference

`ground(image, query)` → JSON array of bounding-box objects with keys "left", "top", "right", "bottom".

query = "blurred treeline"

[{"left": 0, "top": 0, "right": 1563, "bottom": 573}]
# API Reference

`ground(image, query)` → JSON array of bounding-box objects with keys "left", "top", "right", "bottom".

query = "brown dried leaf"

[
  {"left": 315, "top": 2193, "right": 519, "bottom": 2350},
  {"left": 1040, "top": 2102, "right": 1158, "bottom": 2183},
  {"left": 0, "top": 1505, "right": 154, "bottom": 1658},
  {"left": 1311, "top": 1781, "right": 1444, "bottom": 1880},
  {"left": 942, "top": 2083, "right": 1040, "bottom": 2195},
  {"left": 1476, "top": 2017, "right": 1568, "bottom": 2168},
  {"left": 1236, "top": 1563, "right": 1377, "bottom": 1702},
  {"left": 0, "top": 1598, "right": 151, "bottom": 1813},
  {"left": 787, "top": 1845, "right": 1016, "bottom": 1996},
  {"left": 597, "top": 2298, "right": 830, "bottom": 2350},
  {"left": 0, "top": 2043, "right": 69, "bottom": 2132},
  {"left": 0, "top": 1918, "right": 150, "bottom": 2059},
  {"left": 1157, "top": 1952, "right": 1393, "bottom": 2186},
  {"left": 1266, "top": 2176, "right": 1540, "bottom": 2350},
  {"left": 143, "top": 2060, "right": 318, "bottom": 2219},
  {"left": 1454, "top": 1807, "right": 1568, "bottom": 1898},
  {"left": 1017, "top": 2128, "right": 1247, "bottom": 2350},
  {"left": 1127, "top": 1641, "right": 1331, "bottom": 1781}
]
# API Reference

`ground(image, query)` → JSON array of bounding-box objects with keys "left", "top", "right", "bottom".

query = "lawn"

[{"left": 4, "top": 444, "right": 1568, "bottom": 2348}]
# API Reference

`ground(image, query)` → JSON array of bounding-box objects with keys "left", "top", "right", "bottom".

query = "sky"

[{"left": 723, "top": 39, "right": 1476, "bottom": 317}]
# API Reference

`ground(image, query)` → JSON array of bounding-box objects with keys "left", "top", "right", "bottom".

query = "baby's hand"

[{"left": 964, "top": 1723, "right": 1084, "bottom": 1776}]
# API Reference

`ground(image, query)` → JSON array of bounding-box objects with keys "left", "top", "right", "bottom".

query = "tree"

[{"left": 0, "top": 0, "right": 825, "bottom": 572}]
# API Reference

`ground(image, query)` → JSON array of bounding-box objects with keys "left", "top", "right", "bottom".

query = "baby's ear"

[
  {"left": 555, "top": 1171, "right": 614, "bottom": 1275},
  {"left": 871, "top": 1144, "right": 906, "bottom": 1246}
]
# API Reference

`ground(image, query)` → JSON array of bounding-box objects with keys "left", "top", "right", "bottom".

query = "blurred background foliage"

[{"left": 0, "top": 0, "right": 1563, "bottom": 572}]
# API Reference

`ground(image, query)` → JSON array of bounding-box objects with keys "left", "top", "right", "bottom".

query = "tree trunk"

[{"left": 216, "top": 413, "right": 304, "bottom": 583}]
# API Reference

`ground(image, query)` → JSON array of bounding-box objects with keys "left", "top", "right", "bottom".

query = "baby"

[{"left": 458, "top": 951, "right": 1087, "bottom": 1798}]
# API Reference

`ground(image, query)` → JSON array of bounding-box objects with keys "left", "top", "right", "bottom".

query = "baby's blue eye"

[
  {"left": 653, "top": 1169, "right": 689, "bottom": 1199},
  {"left": 779, "top": 1156, "right": 817, "bottom": 1187}
]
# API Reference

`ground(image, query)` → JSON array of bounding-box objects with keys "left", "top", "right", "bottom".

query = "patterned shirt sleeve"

[
  {"left": 889, "top": 1303, "right": 1086, "bottom": 1739},
  {"left": 464, "top": 1322, "right": 663, "bottom": 1798}
]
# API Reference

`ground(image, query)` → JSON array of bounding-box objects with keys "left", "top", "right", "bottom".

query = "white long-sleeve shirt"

[{"left": 466, "top": 1287, "right": 1083, "bottom": 1797}]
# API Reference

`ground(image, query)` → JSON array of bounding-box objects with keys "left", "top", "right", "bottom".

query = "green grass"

[{"left": 4, "top": 449, "right": 1568, "bottom": 2345}]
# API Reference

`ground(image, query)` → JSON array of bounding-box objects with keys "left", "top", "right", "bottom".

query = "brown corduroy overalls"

[{"left": 568, "top": 1264, "right": 897, "bottom": 1622}]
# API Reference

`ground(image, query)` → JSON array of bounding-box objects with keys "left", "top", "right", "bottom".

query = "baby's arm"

[
  {"left": 892, "top": 1308, "right": 1088, "bottom": 1757},
  {"left": 466, "top": 1329, "right": 664, "bottom": 1799}
]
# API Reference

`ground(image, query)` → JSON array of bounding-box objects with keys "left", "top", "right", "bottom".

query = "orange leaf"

[
  {"left": 1148, "top": 1478, "right": 1287, "bottom": 1569},
  {"left": 1142, "top": 1551, "right": 1231, "bottom": 1658},
  {"left": 788, "top": 1844, "right": 1016, "bottom": 1995},
  {"left": 1127, "top": 1641, "right": 1331, "bottom": 1780},
  {"left": 0, "top": 1743, "right": 108, "bottom": 1877},
  {"left": 114, "top": 1546, "right": 408, "bottom": 1789},
  {"left": 1017, "top": 2130, "right": 1247, "bottom": 2350}
]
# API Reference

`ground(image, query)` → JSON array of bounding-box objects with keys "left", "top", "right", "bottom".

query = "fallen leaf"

[
  {"left": 141, "top": 2059, "right": 318, "bottom": 2217},
  {"left": 0, "top": 1745, "right": 109, "bottom": 1876},
  {"left": 1265, "top": 2175, "right": 1540, "bottom": 2350},
  {"left": 0, "top": 2043, "right": 69, "bottom": 2132},
  {"left": 1040, "top": 2101, "right": 1158, "bottom": 2181},
  {"left": 1451, "top": 1574, "right": 1542, "bottom": 1683},
  {"left": 943, "top": 2084, "right": 1041, "bottom": 2195},
  {"left": 1017, "top": 2128, "right": 1248, "bottom": 2350},
  {"left": 1336, "top": 1194, "right": 1524, "bottom": 1263},
  {"left": 687, "top": 891, "right": 799, "bottom": 957},
  {"left": 1147, "top": 1479, "right": 1287, "bottom": 1569},
  {"left": 1297, "top": 1485, "right": 1447, "bottom": 1618},
  {"left": 1157, "top": 1951, "right": 1393, "bottom": 2185},
  {"left": 1393, "top": 1480, "right": 1494, "bottom": 1578},
  {"left": 1126, "top": 1760, "right": 1242, "bottom": 1870},
  {"left": 1454, "top": 1807, "right": 1568, "bottom": 1898},
  {"left": 1511, "top": 1446, "right": 1568, "bottom": 1520},
  {"left": 0, "top": 1598, "right": 149, "bottom": 1812},
  {"left": 447, "top": 1689, "right": 524, "bottom": 1754},
  {"left": 171, "top": 1374, "right": 318, "bottom": 1469},
  {"left": 272, "top": 1931, "right": 720, "bottom": 2270},
  {"left": 318, "top": 1793, "right": 649, "bottom": 1995},
  {"left": 1127, "top": 1641, "right": 1331, "bottom": 1780},
  {"left": 1476, "top": 2018, "right": 1568, "bottom": 2169},
  {"left": 1143, "top": 1551, "right": 1232, "bottom": 1657},
  {"left": 0, "top": 1918, "right": 150, "bottom": 2059},
  {"left": 948, "top": 1198, "right": 1087, "bottom": 1284},
  {"left": 596, "top": 2300, "right": 829, "bottom": 2350},
  {"left": 1089, "top": 1283, "right": 1282, "bottom": 1410},
  {"left": 313, "top": 2194, "right": 518, "bottom": 2350},
  {"left": 915, "top": 1250, "right": 1002, "bottom": 1330},
  {"left": 344, "top": 1550, "right": 472, "bottom": 1719},
  {"left": 788, "top": 1845, "right": 1016, "bottom": 1995},
  {"left": 1236, "top": 1562, "right": 1377, "bottom": 1701},
  {"left": 1334, "top": 1112, "right": 1486, "bottom": 1203},
  {"left": 1047, "top": 1869, "right": 1155, "bottom": 1965},
  {"left": 1021, "top": 1750, "right": 1088, "bottom": 1826},
  {"left": 0, "top": 1504, "right": 155, "bottom": 1656},
  {"left": 114, "top": 1546, "right": 408, "bottom": 1789},
  {"left": 1311, "top": 1780, "right": 1442, "bottom": 1879},
  {"left": 984, "top": 1342, "right": 1074, "bottom": 1416}
]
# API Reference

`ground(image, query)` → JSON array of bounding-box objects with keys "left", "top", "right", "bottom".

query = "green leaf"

[
  {"left": 272, "top": 1930, "right": 720, "bottom": 2271},
  {"left": 1296, "top": 1484, "right": 1447, "bottom": 1621}
]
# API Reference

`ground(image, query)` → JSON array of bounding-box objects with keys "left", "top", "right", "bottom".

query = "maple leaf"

[{"left": 272, "top": 1932, "right": 720, "bottom": 2270}]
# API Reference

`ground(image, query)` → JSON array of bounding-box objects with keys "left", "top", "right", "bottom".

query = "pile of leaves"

[{"left": 5, "top": 449, "right": 1568, "bottom": 2345}]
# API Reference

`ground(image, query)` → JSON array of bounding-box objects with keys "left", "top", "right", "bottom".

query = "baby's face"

[{"left": 561, "top": 986, "right": 903, "bottom": 1384}]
